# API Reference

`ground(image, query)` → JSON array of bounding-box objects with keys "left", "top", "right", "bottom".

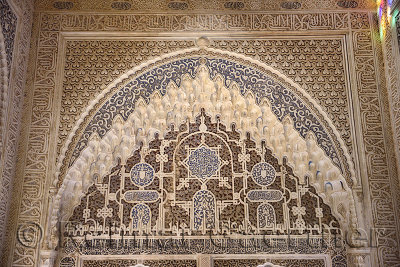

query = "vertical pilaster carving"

[
  {"left": 8, "top": 15, "right": 57, "bottom": 267},
  {"left": 352, "top": 28, "right": 400, "bottom": 266},
  {"left": 5, "top": 10, "right": 400, "bottom": 267},
  {"left": 382, "top": 12, "right": 400, "bottom": 183},
  {"left": 0, "top": 0, "right": 33, "bottom": 262}
]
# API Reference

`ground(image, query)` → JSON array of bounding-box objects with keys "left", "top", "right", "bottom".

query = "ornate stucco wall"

[
  {"left": 0, "top": 0, "right": 33, "bottom": 260},
  {"left": 382, "top": 0, "right": 400, "bottom": 184},
  {"left": 2, "top": 1, "right": 400, "bottom": 267}
]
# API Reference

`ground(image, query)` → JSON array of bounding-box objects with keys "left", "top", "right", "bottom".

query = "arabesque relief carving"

[
  {"left": 44, "top": 56, "right": 360, "bottom": 267},
  {"left": 0, "top": 0, "right": 33, "bottom": 261},
  {"left": 59, "top": 38, "right": 355, "bottom": 182},
  {"left": 210, "top": 39, "right": 353, "bottom": 161},
  {"left": 59, "top": 40, "right": 195, "bottom": 157},
  {"left": 5, "top": 8, "right": 400, "bottom": 267},
  {"left": 58, "top": 109, "right": 347, "bottom": 264},
  {"left": 36, "top": 0, "right": 375, "bottom": 12},
  {"left": 52, "top": 63, "right": 357, "bottom": 242}
]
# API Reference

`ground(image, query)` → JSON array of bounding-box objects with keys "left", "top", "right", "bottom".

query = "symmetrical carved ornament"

[
  {"left": 0, "top": 0, "right": 33, "bottom": 261},
  {"left": 38, "top": 48, "right": 361, "bottom": 267},
  {"left": 352, "top": 27, "right": 400, "bottom": 265},
  {"left": 56, "top": 49, "right": 355, "bottom": 183},
  {"left": 39, "top": 12, "right": 361, "bottom": 32},
  {"left": 35, "top": 0, "right": 375, "bottom": 11},
  {"left": 50, "top": 50, "right": 358, "bottom": 247},
  {"left": 57, "top": 110, "right": 346, "bottom": 262},
  {"left": 58, "top": 38, "right": 356, "bottom": 184},
  {"left": 6, "top": 8, "right": 400, "bottom": 267}
]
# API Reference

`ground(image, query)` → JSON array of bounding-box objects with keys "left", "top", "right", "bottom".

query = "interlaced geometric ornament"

[
  {"left": 130, "top": 163, "right": 155, "bottom": 187},
  {"left": 184, "top": 145, "right": 220, "bottom": 182},
  {"left": 131, "top": 203, "right": 151, "bottom": 229},
  {"left": 251, "top": 162, "right": 276, "bottom": 186},
  {"left": 65, "top": 111, "right": 344, "bottom": 264}
]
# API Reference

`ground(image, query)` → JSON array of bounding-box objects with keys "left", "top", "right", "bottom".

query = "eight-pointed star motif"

[{"left": 184, "top": 145, "right": 220, "bottom": 182}]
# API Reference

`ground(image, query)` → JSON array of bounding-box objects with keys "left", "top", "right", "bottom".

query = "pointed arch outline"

[
  {"left": 193, "top": 189, "right": 217, "bottom": 232},
  {"left": 54, "top": 47, "right": 355, "bottom": 187},
  {"left": 48, "top": 46, "right": 360, "bottom": 247}
]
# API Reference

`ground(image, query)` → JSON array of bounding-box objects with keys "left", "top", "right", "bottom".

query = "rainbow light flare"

[{"left": 377, "top": 0, "right": 389, "bottom": 40}]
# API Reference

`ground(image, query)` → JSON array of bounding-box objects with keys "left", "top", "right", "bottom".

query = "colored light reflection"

[
  {"left": 380, "top": 13, "right": 386, "bottom": 39},
  {"left": 392, "top": 9, "right": 398, "bottom": 25},
  {"left": 377, "top": 0, "right": 394, "bottom": 40}
]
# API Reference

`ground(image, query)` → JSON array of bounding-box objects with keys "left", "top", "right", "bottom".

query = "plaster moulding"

[
  {"left": 257, "top": 263, "right": 283, "bottom": 267},
  {"left": 0, "top": 27, "right": 8, "bottom": 160},
  {"left": 48, "top": 47, "right": 360, "bottom": 248}
]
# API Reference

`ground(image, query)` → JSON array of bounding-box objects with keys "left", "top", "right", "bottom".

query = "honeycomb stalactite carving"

[
  {"left": 209, "top": 39, "right": 353, "bottom": 161},
  {"left": 61, "top": 111, "right": 345, "bottom": 262},
  {"left": 58, "top": 40, "right": 195, "bottom": 156},
  {"left": 8, "top": 7, "right": 400, "bottom": 267},
  {"left": 58, "top": 39, "right": 355, "bottom": 187},
  {"left": 56, "top": 51, "right": 355, "bottom": 194},
  {"left": 51, "top": 63, "right": 357, "bottom": 250}
]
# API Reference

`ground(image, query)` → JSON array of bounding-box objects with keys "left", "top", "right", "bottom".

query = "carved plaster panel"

[
  {"left": 210, "top": 39, "right": 354, "bottom": 161},
  {"left": 52, "top": 55, "right": 358, "bottom": 243},
  {"left": 214, "top": 259, "right": 325, "bottom": 267},
  {"left": 56, "top": 48, "right": 354, "bottom": 183},
  {"left": 352, "top": 26, "right": 400, "bottom": 265},
  {"left": 58, "top": 40, "right": 196, "bottom": 156},
  {"left": 35, "top": 0, "right": 376, "bottom": 12},
  {"left": 58, "top": 110, "right": 346, "bottom": 263},
  {"left": 59, "top": 38, "right": 355, "bottom": 180},
  {"left": 5, "top": 9, "right": 400, "bottom": 267},
  {"left": 80, "top": 259, "right": 195, "bottom": 267},
  {"left": 383, "top": 12, "right": 400, "bottom": 181},
  {"left": 0, "top": 0, "right": 33, "bottom": 261},
  {"left": 38, "top": 12, "right": 356, "bottom": 32}
]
